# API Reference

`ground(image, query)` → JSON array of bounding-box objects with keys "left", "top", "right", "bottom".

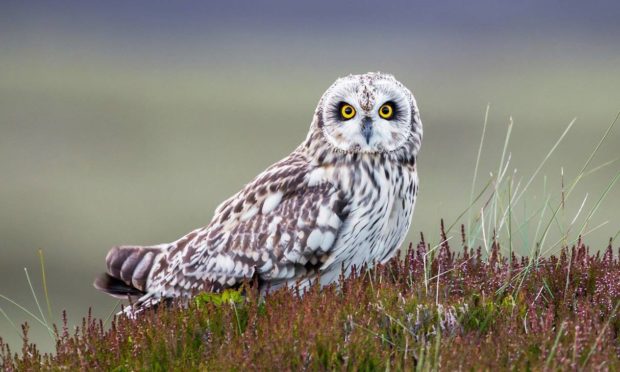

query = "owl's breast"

[{"left": 318, "top": 158, "right": 418, "bottom": 284}]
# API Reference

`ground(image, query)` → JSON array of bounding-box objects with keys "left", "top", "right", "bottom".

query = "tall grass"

[
  {"left": 443, "top": 109, "right": 619, "bottom": 295},
  {"left": 461, "top": 110, "right": 618, "bottom": 256}
]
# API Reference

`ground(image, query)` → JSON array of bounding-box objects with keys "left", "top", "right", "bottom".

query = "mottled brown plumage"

[{"left": 95, "top": 72, "right": 423, "bottom": 312}]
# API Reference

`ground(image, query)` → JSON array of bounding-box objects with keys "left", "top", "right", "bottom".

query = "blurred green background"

[{"left": 1, "top": 1, "right": 619, "bottom": 352}]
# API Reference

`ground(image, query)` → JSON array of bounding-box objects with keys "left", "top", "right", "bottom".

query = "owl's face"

[{"left": 318, "top": 73, "right": 421, "bottom": 154}]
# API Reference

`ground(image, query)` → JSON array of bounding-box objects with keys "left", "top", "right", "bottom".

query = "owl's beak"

[{"left": 361, "top": 117, "right": 373, "bottom": 144}]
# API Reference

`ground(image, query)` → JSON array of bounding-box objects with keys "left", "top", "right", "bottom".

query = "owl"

[{"left": 95, "top": 72, "right": 423, "bottom": 310}]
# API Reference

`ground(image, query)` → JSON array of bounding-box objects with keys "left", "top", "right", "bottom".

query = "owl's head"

[{"left": 314, "top": 72, "right": 422, "bottom": 155}]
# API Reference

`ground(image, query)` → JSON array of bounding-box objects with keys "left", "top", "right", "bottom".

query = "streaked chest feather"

[{"left": 313, "top": 157, "right": 418, "bottom": 281}]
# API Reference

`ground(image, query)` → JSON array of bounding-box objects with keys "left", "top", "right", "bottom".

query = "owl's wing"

[{"left": 143, "top": 153, "right": 349, "bottom": 300}]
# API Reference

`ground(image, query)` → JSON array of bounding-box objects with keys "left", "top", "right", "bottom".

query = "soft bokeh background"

[{"left": 1, "top": 1, "right": 619, "bottom": 352}]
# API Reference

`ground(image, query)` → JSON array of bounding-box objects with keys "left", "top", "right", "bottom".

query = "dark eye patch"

[{"left": 329, "top": 101, "right": 356, "bottom": 121}]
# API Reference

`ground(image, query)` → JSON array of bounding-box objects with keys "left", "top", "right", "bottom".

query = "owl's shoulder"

[{"left": 211, "top": 151, "right": 337, "bottom": 226}]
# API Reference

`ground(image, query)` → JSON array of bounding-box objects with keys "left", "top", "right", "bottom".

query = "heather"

[{"left": 2, "top": 229, "right": 620, "bottom": 370}]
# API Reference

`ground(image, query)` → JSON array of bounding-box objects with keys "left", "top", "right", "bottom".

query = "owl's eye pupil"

[
  {"left": 379, "top": 103, "right": 394, "bottom": 119},
  {"left": 340, "top": 103, "right": 356, "bottom": 120}
]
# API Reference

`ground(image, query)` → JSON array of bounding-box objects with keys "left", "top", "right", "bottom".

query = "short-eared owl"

[{"left": 95, "top": 72, "right": 423, "bottom": 310}]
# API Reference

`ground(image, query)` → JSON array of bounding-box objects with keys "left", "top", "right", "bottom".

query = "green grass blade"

[
  {"left": 103, "top": 300, "right": 121, "bottom": 328},
  {"left": 24, "top": 268, "right": 55, "bottom": 340},
  {"left": 613, "top": 228, "right": 620, "bottom": 244},
  {"left": 493, "top": 119, "right": 513, "bottom": 230},
  {"left": 38, "top": 249, "right": 53, "bottom": 323},
  {"left": 566, "top": 111, "right": 619, "bottom": 198},
  {"left": 445, "top": 177, "right": 494, "bottom": 235},
  {"left": 582, "top": 158, "right": 619, "bottom": 178},
  {"left": 0, "top": 294, "right": 53, "bottom": 333},
  {"left": 541, "top": 221, "right": 609, "bottom": 258},
  {"left": 578, "top": 171, "right": 620, "bottom": 237},
  {"left": 514, "top": 118, "right": 576, "bottom": 205},
  {"left": 545, "top": 322, "right": 565, "bottom": 368},
  {"left": 0, "top": 305, "right": 22, "bottom": 338},
  {"left": 467, "top": 104, "right": 490, "bottom": 244}
]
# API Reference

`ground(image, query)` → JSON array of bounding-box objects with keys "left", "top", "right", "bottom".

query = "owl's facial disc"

[{"left": 320, "top": 74, "right": 416, "bottom": 154}]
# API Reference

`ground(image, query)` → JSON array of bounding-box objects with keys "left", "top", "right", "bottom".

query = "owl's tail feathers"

[
  {"left": 93, "top": 274, "right": 144, "bottom": 299},
  {"left": 94, "top": 245, "right": 164, "bottom": 299}
]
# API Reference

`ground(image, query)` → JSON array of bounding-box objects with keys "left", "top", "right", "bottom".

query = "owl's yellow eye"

[
  {"left": 379, "top": 103, "right": 394, "bottom": 119},
  {"left": 340, "top": 104, "right": 356, "bottom": 120}
]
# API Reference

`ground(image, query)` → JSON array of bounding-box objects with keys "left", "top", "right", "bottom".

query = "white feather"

[{"left": 262, "top": 192, "right": 283, "bottom": 214}]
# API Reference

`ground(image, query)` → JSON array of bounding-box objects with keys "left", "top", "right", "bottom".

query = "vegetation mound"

[{"left": 2, "top": 232, "right": 620, "bottom": 370}]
